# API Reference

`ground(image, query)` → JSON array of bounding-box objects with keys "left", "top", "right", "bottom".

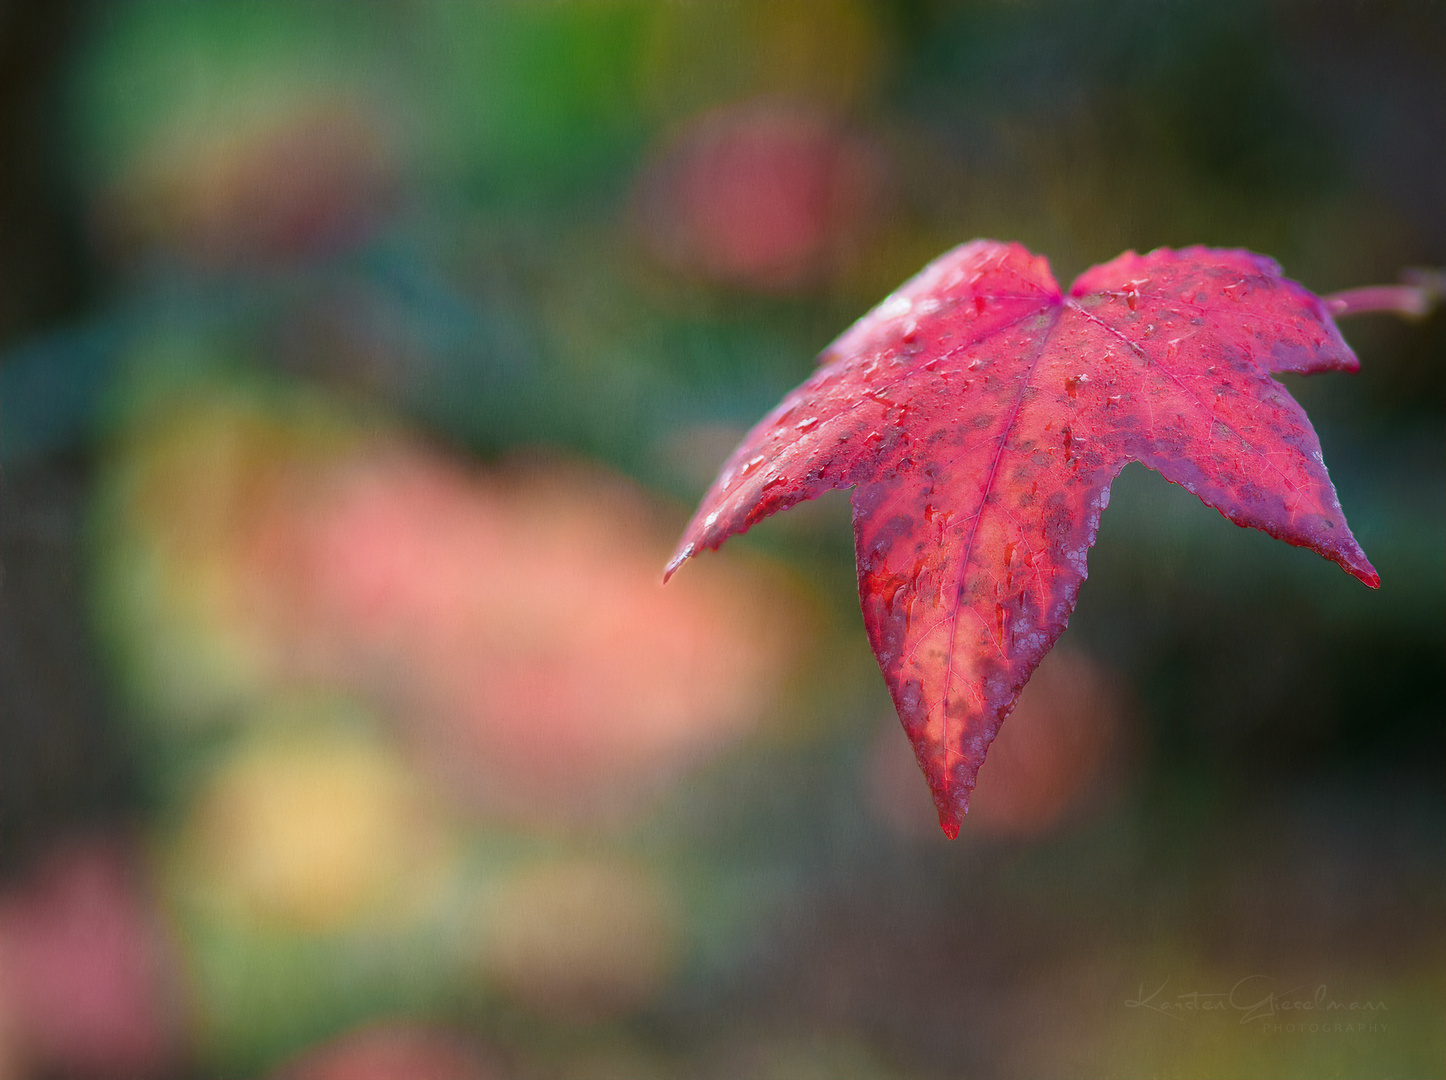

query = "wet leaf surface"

[{"left": 668, "top": 241, "right": 1377, "bottom": 836}]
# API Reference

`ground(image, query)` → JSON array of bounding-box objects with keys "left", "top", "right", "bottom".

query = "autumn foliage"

[{"left": 668, "top": 241, "right": 1384, "bottom": 836}]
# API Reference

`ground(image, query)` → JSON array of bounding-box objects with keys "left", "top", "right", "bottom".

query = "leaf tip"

[
  {"left": 662, "top": 543, "right": 695, "bottom": 583},
  {"left": 935, "top": 799, "right": 965, "bottom": 839},
  {"left": 1341, "top": 550, "right": 1380, "bottom": 590}
]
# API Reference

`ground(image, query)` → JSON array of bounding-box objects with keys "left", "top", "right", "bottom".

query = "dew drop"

[
  {"left": 878, "top": 293, "right": 912, "bottom": 320},
  {"left": 795, "top": 416, "right": 820, "bottom": 432}
]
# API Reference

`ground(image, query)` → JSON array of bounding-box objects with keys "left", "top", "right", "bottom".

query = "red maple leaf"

[{"left": 665, "top": 240, "right": 1406, "bottom": 837}]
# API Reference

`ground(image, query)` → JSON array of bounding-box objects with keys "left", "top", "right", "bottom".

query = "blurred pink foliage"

[
  {"left": 633, "top": 100, "right": 884, "bottom": 291},
  {"left": 0, "top": 839, "right": 184, "bottom": 1077},
  {"left": 102, "top": 395, "right": 805, "bottom": 828},
  {"left": 233, "top": 442, "right": 805, "bottom": 825}
]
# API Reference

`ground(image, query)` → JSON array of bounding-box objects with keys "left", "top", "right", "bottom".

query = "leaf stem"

[{"left": 1324, "top": 270, "right": 1444, "bottom": 320}]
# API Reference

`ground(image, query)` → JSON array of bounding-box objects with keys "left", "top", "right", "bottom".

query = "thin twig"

[{"left": 1325, "top": 270, "right": 1443, "bottom": 320}]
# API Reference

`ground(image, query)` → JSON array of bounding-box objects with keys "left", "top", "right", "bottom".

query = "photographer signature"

[{"left": 1126, "top": 977, "right": 1386, "bottom": 1024}]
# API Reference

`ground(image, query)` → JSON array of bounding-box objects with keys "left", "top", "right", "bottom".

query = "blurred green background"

[{"left": 0, "top": 2, "right": 1441, "bottom": 1078}]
